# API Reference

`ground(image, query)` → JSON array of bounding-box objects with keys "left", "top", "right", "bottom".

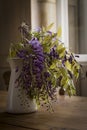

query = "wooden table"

[{"left": 0, "top": 91, "right": 87, "bottom": 130}]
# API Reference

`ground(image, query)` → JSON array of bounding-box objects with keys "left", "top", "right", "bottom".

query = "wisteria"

[{"left": 9, "top": 22, "right": 80, "bottom": 110}]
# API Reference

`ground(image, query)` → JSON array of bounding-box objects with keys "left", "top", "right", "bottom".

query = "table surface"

[{"left": 0, "top": 91, "right": 87, "bottom": 130}]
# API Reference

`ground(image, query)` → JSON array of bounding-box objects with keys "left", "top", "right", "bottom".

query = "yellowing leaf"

[
  {"left": 42, "top": 26, "right": 46, "bottom": 32},
  {"left": 59, "top": 67, "right": 67, "bottom": 77},
  {"left": 57, "top": 44, "right": 64, "bottom": 51},
  {"left": 57, "top": 26, "right": 62, "bottom": 37},
  {"left": 50, "top": 63, "right": 56, "bottom": 69},
  {"left": 61, "top": 77, "right": 68, "bottom": 86},
  {"left": 65, "top": 60, "right": 72, "bottom": 72},
  {"left": 57, "top": 44, "right": 65, "bottom": 58},
  {"left": 46, "top": 23, "right": 54, "bottom": 31}
]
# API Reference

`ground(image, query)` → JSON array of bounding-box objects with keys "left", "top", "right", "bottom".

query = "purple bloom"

[
  {"left": 50, "top": 46, "right": 59, "bottom": 58},
  {"left": 29, "top": 38, "right": 40, "bottom": 46},
  {"left": 17, "top": 50, "right": 28, "bottom": 59},
  {"left": 52, "top": 37, "right": 57, "bottom": 41},
  {"left": 17, "top": 37, "right": 45, "bottom": 92},
  {"left": 37, "top": 55, "right": 44, "bottom": 62},
  {"left": 46, "top": 31, "right": 52, "bottom": 36},
  {"left": 44, "top": 72, "right": 50, "bottom": 78},
  {"left": 34, "top": 27, "right": 41, "bottom": 32},
  {"left": 69, "top": 56, "right": 73, "bottom": 63}
]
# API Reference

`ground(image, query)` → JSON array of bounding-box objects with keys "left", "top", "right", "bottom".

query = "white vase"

[{"left": 7, "top": 58, "right": 37, "bottom": 113}]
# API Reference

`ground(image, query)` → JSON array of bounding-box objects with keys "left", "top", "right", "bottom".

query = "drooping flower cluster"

[{"left": 9, "top": 22, "right": 80, "bottom": 109}]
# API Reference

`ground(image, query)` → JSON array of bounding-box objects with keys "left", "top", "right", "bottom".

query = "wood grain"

[{"left": 0, "top": 91, "right": 87, "bottom": 130}]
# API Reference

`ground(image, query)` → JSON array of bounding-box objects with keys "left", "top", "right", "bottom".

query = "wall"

[
  {"left": 79, "top": 0, "right": 87, "bottom": 54},
  {"left": 68, "top": 0, "right": 79, "bottom": 53},
  {"left": 0, "top": 0, "right": 31, "bottom": 90},
  {"left": 79, "top": 63, "right": 87, "bottom": 97}
]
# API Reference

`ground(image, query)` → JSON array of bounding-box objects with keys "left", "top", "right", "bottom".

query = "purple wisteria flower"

[
  {"left": 17, "top": 37, "right": 45, "bottom": 95},
  {"left": 46, "top": 31, "right": 52, "bottom": 36},
  {"left": 50, "top": 46, "right": 59, "bottom": 59},
  {"left": 34, "top": 27, "right": 41, "bottom": 32}
]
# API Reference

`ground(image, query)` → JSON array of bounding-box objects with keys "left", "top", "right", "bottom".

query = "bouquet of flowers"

[{"left": 8, "top": 22, "right": 80, "bottom": 110}]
